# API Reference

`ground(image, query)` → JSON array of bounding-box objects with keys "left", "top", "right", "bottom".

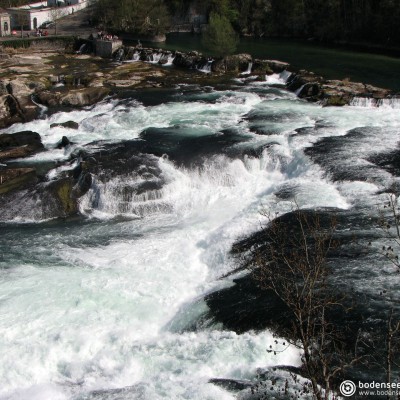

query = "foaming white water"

[
  {"left": 240, "top": 62, "right": 253, "bottom": 75},
  {"left": 1, "top": 132, "right": 347, "bottom": 398},
  {"left": 1, "top": 151, "right": 308, "bottom": 399},
  {"left": 349, "top": 97, "right": 378, "bottom": 108},
  {"left": 197, "top": 60, "right": 213, "bottom": 74},
  {"left": 1, "top": 90, "right": 263, "bottom": 162},
  {"left": 2, "top": 79, "right": 400, "bottom": 400},
  {"left": 295, "top": 84, "right": 306, "bottom": 96},
  {"left": 350, "top": 96, "right": 400, "bottom": 109},
  {"left": 265, "top": 70, "right": 291, "bottom": 85}
]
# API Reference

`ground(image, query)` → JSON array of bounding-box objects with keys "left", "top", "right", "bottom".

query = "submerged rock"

[
  {"left": 50, "top": 121, "right": 79, "bottom": 130},
  {"left": 56, "top": 136, "right": 72, "bottom": 149}
]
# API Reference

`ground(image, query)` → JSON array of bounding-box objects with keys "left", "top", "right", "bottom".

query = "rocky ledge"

[
  {"left": 117, "top": 45, "right": 396, "bottom": 106},
  {"left": 0, "top": 43, "right": 397, "bottom": 131},
  {"left": 286, "top": 70, "right": 394, "bottom": 106}
]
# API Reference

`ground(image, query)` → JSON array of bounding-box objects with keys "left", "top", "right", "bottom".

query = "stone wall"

[{"left": 94, "top": 39, "right": 122, "bottom": 58}]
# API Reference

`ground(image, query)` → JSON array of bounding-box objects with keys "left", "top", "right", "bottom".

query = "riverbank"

[{"left": 2, "top": 38, "right": 398, "bottom": 131}]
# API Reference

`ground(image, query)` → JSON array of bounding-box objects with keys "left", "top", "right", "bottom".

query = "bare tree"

[
  {"left": 374, "top": 193, "right": 400, "bottom": 398},
  {"left": 49, "top": 6, "right": 65, "bottom": 35},
  {"left": 248, "top": 205, "right": 363, "bottom": 399},
  {"left": 15, "top": 11, "right": 28, "bottom": 38}
]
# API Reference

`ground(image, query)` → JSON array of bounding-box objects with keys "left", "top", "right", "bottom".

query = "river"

[
  {"left": 153, "top": 33, "right": 400, "bottom": 92},
  {"left": 0, "top": 54, "right": 400, "bottom": 399}
]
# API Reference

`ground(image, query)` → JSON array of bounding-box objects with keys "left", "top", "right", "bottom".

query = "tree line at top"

[
  {"left": 91, "top": 0, "right": 400, "bottom": 45},
  {"left": 1, "top": 0, "right": 399, "bottom": 53}
]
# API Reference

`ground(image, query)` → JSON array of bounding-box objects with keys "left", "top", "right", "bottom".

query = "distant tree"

[
  {"left": 49, "top": 6, "right": 66, "bottom": 35},
  {"left": 92, "top": 0, "right": 170, "bottom": 37},
  {"left": 207, "top": 0, "right": 238, "bottom": 23},
  {"left": 202, "top": 12, "right": 238, "bottom": 56},
  {"left": 14, "top": 11, "right": 28, "bottom": 37},
  {"left": 0, "top": 0, "right": 31, "bottom": 6}
]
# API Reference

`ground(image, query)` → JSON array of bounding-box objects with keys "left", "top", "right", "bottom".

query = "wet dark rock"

[
  {"left": 209, "top": 378, "right": 253, "bottom": 392},
  {"left": 0, "top": 175, "right": 78, "bottom": 221},
  {"left": 37, "top": 87, "right": 109, "bottom": 108},
  {"left": 173, "top": 51, "right": 203, "bottom": 69},
  {"left": 286, "top": 70, "right": 324, "bottom": 99},
  {"left": 47, "top": 177, "right": 79, "bottom": 216},
  {"left": 206, "top": 209, "right": 372, "bottom": 333},
  {"left": 51, "top": 121, "right": 79, "bottom": 130},
  {"left": 72, "top": 172, "right": 92, "bottom": 198},
  {"left": 0, "top": 131, "right": 43, "bottom": 149},
  {"left": 158, "top": 52, "right": 172, "bottom": 65},
  {"left": 139, "top": 127, "right": 251, "bottom": 167},
  {"left": 140, "top": 49, "right": 155, "bottom": 62},
  {"left": 0, "top": 168, "right": 37, "bottom": 195},
  {"left": 274, "top": 183, "right": 300, "bottom": 200},
  {"left": 0, "top": 131, "right": 44, "bottom": 161},
  {"left": 56, "top": 136, "right": 72, "bottom": 149},
  {"left": 252, "top": 59, "right": 274, "bottom": 75},
  {"left": 286, "top": 70, "right": 392, "bottom": 106},
  {"left": 80, "top": 140, "right": 162, "bottom": 180},
  {"left": 305, "top": 127, "right": 387, "bottom": 182},
  {"left": 212, "top": 53, "right": 252, "bottom": 73},
  {"left": 202, "top": 208, "right": 385, "bottom": 383},
  {"left": 321, "top": 80, "right": 390, "bottom": 106},
  {"left": 368, "top": 148, "right": 400, "bottom": 177},
  {"left": 0, "top": 78, "right": 39, "bottom": 128}
]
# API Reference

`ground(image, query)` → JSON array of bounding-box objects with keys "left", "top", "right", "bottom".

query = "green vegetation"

[
  {"left": 0, "top": 0, "right": 32, "bottom": 7},
  {"left": 2, "top": 0, "right": 398, "bottom": 47},
  {"left": 91, "top": 0, "right": 400, "bottom": 46},
  {"left": 92, "top": 0, "right": 171, "bottom": 37},
  {"left": 201, "top": 12, "right": 237, "bottom": 55}
]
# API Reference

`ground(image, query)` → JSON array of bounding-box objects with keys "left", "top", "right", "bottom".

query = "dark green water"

[{"left": 154, "top": 33, "right": 400, "bottom": 92}]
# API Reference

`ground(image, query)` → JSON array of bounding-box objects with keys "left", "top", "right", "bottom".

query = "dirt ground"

[
  {"left": 54, "top": 7, "right": 96, "bottom": 38},
  {"left": 0, "top": 7, "right": 96, "bottom": 41}
]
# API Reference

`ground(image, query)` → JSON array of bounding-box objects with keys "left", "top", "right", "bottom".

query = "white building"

[
  {"left": 7, "top": 0, "right": 88, "bottom": 31},
  {"left": 0, "top": 8, "right": 11, "bottom": 37}
]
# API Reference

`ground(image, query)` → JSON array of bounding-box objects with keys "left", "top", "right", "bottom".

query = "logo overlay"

[{"left": 340, "top": 380, "right": 357, "bottom": 397}]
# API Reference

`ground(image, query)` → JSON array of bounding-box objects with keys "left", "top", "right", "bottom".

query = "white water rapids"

[{"left": 1, "top": 77, "right": 400, "bottom": 399}]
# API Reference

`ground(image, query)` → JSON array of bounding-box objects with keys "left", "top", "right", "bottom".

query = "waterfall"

[
  {"left": 165, "top": 54, "right": 176, "bottom": 66},
  {"left": 3, "top": 76, "right": 400, "bottom": 400},
  {"left": 150, "top": 52, "right": 162, "bottom": 64},
  {"left": 295, "top": 84, "right": 306, "bottom": 96},
  {"left": 265, "top": 70, "right": 292, "bottom": 85},
  {"left": 31, "top": 95, "right": 48, "bottom": 118},
  {"left": 240, "top": 62, "right": 253, "bottom": 75},
  {"left": 80, "top": 176, "right": 169, "bottom": 218},
  {"left": 350, "top": 96, "right": 400, "bottom": 109},
  {"left": 158, "top": 52, "right": 175, "bottom": 66},
  {"left": 279, "top": 70, "right": 292, "bottom": 83},
  {"left": 132, "top": 51, "right": 140, "bottom": 61},
  {"left": 114, "top": 48, "right": 125, "bottom": 62},
  {"left": 377, "top": 97, "right": 400, "bottom": 109},
  {"left": 77, "top": 43, "right": 87, "bottom": 54},
  {"left": 197, "top": 59, "right": 213, "bottom": 74},
  {"left": 349, "top": 97, "right": 378, "bottom": 107}
]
